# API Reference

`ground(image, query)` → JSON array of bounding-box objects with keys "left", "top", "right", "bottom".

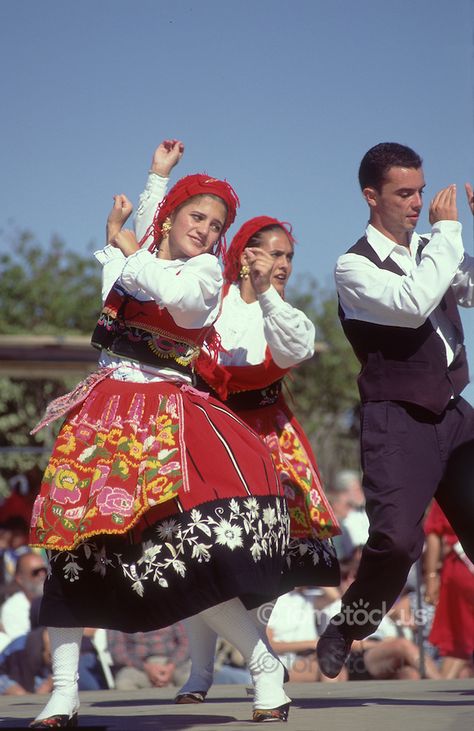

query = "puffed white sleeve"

[
  {"left": 118, "top": 251, "right": 223, "bottom": 328},
  {"left": 258, "top": 285, "right": 315, "bottom": 368},
  {"left": 94, "top": 244, "right": 126, "bottom": 303},
  {"left": 134, "top": 172, "right": 169, "bottom": 243},
  {"left": 451, "top": 252, "right": 474, "bottom": 307}
]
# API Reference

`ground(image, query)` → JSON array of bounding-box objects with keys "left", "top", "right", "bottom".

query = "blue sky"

[{"left": 1, "top": 0, "right": 474, "bottom": 399}]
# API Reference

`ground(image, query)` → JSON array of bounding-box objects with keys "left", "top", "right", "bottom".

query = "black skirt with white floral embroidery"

[{"left": 39, "top": 495, "right": 292, "bottom": 632}]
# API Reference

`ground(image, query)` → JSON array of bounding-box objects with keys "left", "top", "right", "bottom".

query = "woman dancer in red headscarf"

[
  {"left": 173, "top": 217, "right": 341, "bottom": 705},
  {"left": 133, "top": 154, "right": 338, "bottom": 716},
  {"left": 29, "top": 159, "right": 291, "bottom": 725},
  {"left": 203, "top": 214, "right": 340, "bottom": 565}
]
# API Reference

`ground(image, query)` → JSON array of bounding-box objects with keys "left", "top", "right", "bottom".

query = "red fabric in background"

[{"left": 424, "top": 501, "right": 474, "bottom": 660}]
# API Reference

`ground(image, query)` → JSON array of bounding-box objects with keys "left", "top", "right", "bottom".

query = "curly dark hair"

[{"left": 358, "top": 142, "right": 422, "bottom": 191}]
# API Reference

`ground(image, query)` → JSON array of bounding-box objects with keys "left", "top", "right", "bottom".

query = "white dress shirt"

[{"left": 335, "top": 222, "right": 474, "bottom": 365}]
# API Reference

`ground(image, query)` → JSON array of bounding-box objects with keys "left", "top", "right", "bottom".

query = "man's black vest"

[{"left": 338, "top": 236, "right": 469, "bottom": 414}]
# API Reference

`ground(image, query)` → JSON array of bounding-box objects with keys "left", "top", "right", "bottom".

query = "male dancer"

[{"left": 317, "top": 142, "right": 474, "bottom": 677}]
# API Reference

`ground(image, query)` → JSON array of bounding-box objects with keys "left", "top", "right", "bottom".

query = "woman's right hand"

[
  {"left": 107, "top": 194, "right": 133, "bottom": 243},
  {"left": 244, "top": 247, "right": 276, "bottom": 295}
]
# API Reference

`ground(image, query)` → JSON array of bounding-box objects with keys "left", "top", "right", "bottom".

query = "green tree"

[
  {"left": 0, "top": 230, "right": 101, "bottom": 494},
  {"left": 287, "top": 276, "right": 360, "bottom": 486},
  {"left": 0, "top": 377, "right": 71, "bottom": 498},
  {"left": 0, "top": 229, "right": 101, "bottom": 334}
]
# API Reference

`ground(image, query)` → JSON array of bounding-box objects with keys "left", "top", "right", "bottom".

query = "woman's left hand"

[{"left": 110, "top": 229, "right": 140, "bottom": 256}]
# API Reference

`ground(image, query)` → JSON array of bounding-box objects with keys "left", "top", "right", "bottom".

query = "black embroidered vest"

[
  {"left": 338, "top": 236, "right": 469, "bottom": 414},
  {"left": 91, "top": 285, "right": 206, "bottom": 375}
]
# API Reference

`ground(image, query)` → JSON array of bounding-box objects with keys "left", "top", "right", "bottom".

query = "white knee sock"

[
  {"left": 200, "top": 599, "right": 290, "bottom": 710},
  {"left": 34, "top": 627, "right": 82, "bottom": 722},
  {"left": 178, "top": 614, "right": 217, "bottom": 695}
]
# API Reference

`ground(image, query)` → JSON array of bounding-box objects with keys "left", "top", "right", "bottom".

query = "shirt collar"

[{"left": 365, "top": 223, "right": 421, "bottom": 262}]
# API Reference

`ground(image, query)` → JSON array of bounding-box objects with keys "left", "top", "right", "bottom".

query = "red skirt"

[
  {"left": 30, "top": 378, "right": 284, "bottom": 550},
  {"left": 235, "top": 395, "right": 340, "bottom": 540},
  {"left": 231, "top": 395, "right": 340, "bottom": 590},
  {"left": 31, "top": 377, "right": 290, "bottom": 632},
  {"left": 429, "top": 552, "right": 474, "bottom": 660}
]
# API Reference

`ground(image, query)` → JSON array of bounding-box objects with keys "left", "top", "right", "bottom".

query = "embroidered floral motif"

[
  {"left": 213, "top": 519, "right": 243, "bottom": 549},
  {"left": 96, "top": 487, "right": 135, "bottom": 518},
  {"left": 30, "top": 390, "right": 186, "bottom": 550},
  {"left": 47, "top": 497, "right": 290, "bottom": 597},
  {"left": 253, "top": 410, "right": 340, "bottom": 540},
  {"left": 285, "top": 536, "right": 337, "bottom": 569},
  {"left": 51, "top": 466, "right": 82, "bottom": 505}
]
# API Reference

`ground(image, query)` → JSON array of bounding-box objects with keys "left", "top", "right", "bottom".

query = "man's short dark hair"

[{"left": 358, "top": 142, "right": 423, "bottom": 191}]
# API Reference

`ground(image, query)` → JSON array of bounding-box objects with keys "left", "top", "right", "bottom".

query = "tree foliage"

[
  {"left": 0, "top": 229, "right": 101, "bottom": 334},
  {"left": 0, "top": 377, "right": 69, "bottom": 498},
  {"left": 0, "top": 229, "right": 101, "bottom": 494},
  {"left": 287, "top": 276, "right": 360, "bottom": 486}
]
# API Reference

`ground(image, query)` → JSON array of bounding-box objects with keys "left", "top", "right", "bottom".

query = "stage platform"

[{"left": 0, "top": 678, "right": 472, "bottom": 731}]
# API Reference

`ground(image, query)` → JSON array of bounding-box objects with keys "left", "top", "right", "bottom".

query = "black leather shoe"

[
  {"left": 316, "top": 623, "right": 352, "bottom": 678},
  {"left": 174, "top": 690, "right": 207, "bottom": 704}
]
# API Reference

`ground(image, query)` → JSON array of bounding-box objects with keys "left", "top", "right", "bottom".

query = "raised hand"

[
  {"left": 429, "top": 184, "right": 457, "bottom": 225},
  {"left": 244, "top": 247, "right": 276, "bottom": 294},
  {"left": 106, "top": 194, "right": 133, "bottom": 243},
  {"left": 151, "top": 139, "right": 185, "bottom": 177},
  {"left": 465, "top": 183, "right": 474, "bottom": 215}
]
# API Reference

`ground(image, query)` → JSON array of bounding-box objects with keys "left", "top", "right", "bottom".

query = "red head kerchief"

[
  {"left": 142, "top": 174, "right": 240, "bottom": 257},
  {"left": 222, "top": 215, "right": 295, "bottom": 284}
]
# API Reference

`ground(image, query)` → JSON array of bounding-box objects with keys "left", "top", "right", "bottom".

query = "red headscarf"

[
  {"left": 222, "top": 215, "right": 295, "bottom": 283},
  {"left": 142, "top": 173, "right": 240, "bottom": 257}
]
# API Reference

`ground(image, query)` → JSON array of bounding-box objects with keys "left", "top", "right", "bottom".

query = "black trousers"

[{"left": 339, "top": 396, "right": 474, "bottom": 640}]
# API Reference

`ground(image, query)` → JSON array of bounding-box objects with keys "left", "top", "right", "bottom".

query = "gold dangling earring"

[
  {"left": 161, "top": 217, "right": 172, "bottom": 237},
  {"left": 239, "top": 264, "right": 250, "bottom": 279}
]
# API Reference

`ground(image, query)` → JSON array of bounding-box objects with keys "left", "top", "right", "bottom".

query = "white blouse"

[
  {"left": 216, "top": 283, "right": 315, "bottom": 369},
  {"left": 133, "top": 171, "right": 316, "bottom": 370},
  {"left": 94, "top": 247, "right": 222, "bottom": 384},
  {"left": 135, "top": 172, "right": 169, "bottom": 243}
]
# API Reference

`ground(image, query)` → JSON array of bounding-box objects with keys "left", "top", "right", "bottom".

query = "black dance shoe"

[
  {"left": 174, "top": 690, "right": 207, "bottom": 704},
  {"left": 252, "top": 701, "right": 290, "bottom": 722},
  {"left": 316, "top": 622, "right": 352, "bottom": 678}
]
